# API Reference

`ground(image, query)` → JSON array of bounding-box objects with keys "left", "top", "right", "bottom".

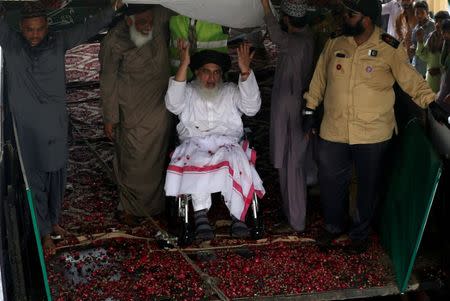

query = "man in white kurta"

[{"left": 164, "top": 43, "right": 265, "bottom": 240}]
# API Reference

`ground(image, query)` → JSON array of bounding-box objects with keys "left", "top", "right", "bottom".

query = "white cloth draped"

[
  {"left": 381, "top": 0, "right": 402, "bottom": 38},
  {"left": 165, "top": 135, "right": 265, "bottom": 220},
  {"left": 124, "top": 0, "right": 265, "bottom": 28}
]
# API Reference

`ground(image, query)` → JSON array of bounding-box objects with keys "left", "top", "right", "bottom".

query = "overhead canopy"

[{"left": 124, "top": 0, "right": 266, "bottom": 28}]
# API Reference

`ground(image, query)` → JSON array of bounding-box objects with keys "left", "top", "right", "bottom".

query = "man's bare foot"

[
  {"left": 42, "top": 235, "right": 56, "bottom": 255},
  {"left": 52, "top": 224, "right": 70, "bottom": 238}
]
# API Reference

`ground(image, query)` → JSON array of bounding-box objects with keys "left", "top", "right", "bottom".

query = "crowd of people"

[{"left": 1, "top": 0, "right": 450, "bottom": 255}]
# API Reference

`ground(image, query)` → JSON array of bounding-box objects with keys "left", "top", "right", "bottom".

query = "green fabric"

[
  {"left": 26, "top": 189, "right": 52, "bottom": 301},
  {"left": 169, "top": 15, "right": 229, "bottom": 77},
  {"left": 380, "top": 119, "right": 442, "bottom": 293},
  {"left": 416, "top": 42, "right": 442, "bottom": 92},
  {"left": 12, "top": 115, "right": 52, "bottom": 300}
]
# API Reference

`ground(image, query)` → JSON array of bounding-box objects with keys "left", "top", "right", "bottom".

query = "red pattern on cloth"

[{"left": 165, "top": 136, "right": 265, "bottom": 220}]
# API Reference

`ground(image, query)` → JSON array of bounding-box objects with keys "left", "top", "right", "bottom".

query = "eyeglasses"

[{"left": 199, "top": 68, "right": 222, "bottom": 77}]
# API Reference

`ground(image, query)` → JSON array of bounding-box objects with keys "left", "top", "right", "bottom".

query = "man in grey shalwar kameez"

[
  {"left": 261, "top": 0, "right": 316, "bottom": 232},
  {"left": 100, "top": 5, "right": 172, "bottom": 225},
  {"left": 0, "top": 1, "right": 123, "bottom": 251}
]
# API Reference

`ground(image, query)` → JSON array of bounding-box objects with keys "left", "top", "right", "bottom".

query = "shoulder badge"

[{"left": 381, "top": 33, "right": 400, "bottom": 49}]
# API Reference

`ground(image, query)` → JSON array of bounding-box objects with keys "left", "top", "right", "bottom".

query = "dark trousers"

[
  {"left": 28, "top": 167, "right": 67, "bottom": 237},
  {"left": 318, "top": 137, "right": 389, "bottom": 241}
]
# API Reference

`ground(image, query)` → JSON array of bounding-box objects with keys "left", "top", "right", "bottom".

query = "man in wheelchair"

[{"left": 164, "top": 40, "right": 265, "bottom": 241}]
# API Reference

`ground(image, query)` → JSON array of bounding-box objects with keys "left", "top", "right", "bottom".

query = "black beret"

[
  {"left": 342, "top": 0, "right": 381, "bottom": 25},
  {"left": 189, "top": 50, "right": 232, "bottom": 73}
]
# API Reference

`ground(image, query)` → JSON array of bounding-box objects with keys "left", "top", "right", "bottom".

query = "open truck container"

[{"left": 1, "top": 1, "right": 449, "bottom": 300}]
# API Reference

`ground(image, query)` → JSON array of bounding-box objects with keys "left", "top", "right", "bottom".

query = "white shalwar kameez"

[{"left": 164, "top": 72, "right": 265, "bottom": 220}]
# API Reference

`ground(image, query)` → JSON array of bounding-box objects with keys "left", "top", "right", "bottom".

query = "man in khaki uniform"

[{"left": 302, "top": 0, "right": 450, "bottom": 254}]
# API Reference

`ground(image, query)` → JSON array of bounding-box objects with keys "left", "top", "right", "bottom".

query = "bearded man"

[
  {"left": 100, "top": 4, "right": 172, "bottom": 225},
  {"left": 261, "top": 0, "right": 316, "bottom": 233},
  {"left": 303, "top": 0, "right": 449, "bottom": 254},
  {"left": 164, "top": 42, "right": 265, "bottom": 241}
]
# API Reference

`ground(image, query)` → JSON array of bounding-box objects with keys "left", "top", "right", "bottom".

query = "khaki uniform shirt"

[{"left": 304, "top": 26, "right": 435, "bottom": 144}]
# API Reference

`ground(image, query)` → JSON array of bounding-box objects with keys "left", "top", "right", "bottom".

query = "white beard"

[
  {"left": 129, "top": 25, "right": 153, "bottom": 48},
  {"left": 192, "top": 80, "right": 223, "bottom": 101}
]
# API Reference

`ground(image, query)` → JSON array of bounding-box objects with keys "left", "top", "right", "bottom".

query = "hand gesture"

[
  {"left": 177, "top": 39, "right": 190, "bottom": 67},
  {"left": 416, "top": 27, "right": 425, "bottom": 44},
  {"left": 237, "top": 42, "right": 255, "bottom": 74}
]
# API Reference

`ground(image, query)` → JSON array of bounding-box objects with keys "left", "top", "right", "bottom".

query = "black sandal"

[
  {"left": 231, "top": 217, "right": 250, "bottom": 238},
  {"left": 195, "top": 222, "right": 214, "bottom": 241}
]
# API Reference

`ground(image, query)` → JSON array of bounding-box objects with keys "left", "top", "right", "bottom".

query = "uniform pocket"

[
  {"left": 329, "top": 57, "right": 351, "bottom": 78},
  {"left": 359, "top": 58, "right": 388, "bottom": 80}
]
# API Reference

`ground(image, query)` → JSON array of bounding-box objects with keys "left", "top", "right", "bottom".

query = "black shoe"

[
  {"left": 343, "top": 239, "right": 369, "bottom": 255},
  {"left": 195, "top": 224, "right": 214, "bottom": 241},
  {"left": 194, "top": 210, "right": 214, "bottom": 241},
  {"left": 231, "top": 216, "right": 250, "bottom": 238},
  {"left": 316, "top": 228, "right": 342, "bottom": 250}
]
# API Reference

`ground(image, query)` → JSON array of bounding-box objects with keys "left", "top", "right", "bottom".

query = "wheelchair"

[
  {"left": 170, "top": 192, "right": 263, "bottom": 246},
  {"left": 167, "top": 128, "right": 264, "bottom": 246}
]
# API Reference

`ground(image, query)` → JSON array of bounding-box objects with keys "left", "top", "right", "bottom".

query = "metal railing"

[{"left": 0, "top": 46, "right": 49, "bottom": 301}]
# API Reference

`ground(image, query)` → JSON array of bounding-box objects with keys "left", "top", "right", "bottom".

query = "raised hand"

[
  {"left": 174, "top": 39, "right": 190, "bottom": 82},
  {"left": 237, "top": 42, "right": 255, "bottom": 77},
  {"left": 177, "top": 39, "right": 190, "bottom": 67}
]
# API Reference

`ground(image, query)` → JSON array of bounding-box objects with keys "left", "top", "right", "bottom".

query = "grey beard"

[
  {"left": 192, "top": 80, "right": 223, "bottom": 101},
  {"left": 129, "top": 25, "right": 153, "bottom": 48}
]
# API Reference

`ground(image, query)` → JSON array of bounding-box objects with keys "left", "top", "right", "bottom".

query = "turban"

[
  {"left": 124, "top": 4, "right": 154, "bottom": 16},
  {"left": 280, "top": 0, "right": 309, "bottom": 18},
  {"left": 21, "top": 2, "right": 47, "bottom": 19},
  {"left": 190, "top": 50, "right": 232, "bottom": 73}
]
